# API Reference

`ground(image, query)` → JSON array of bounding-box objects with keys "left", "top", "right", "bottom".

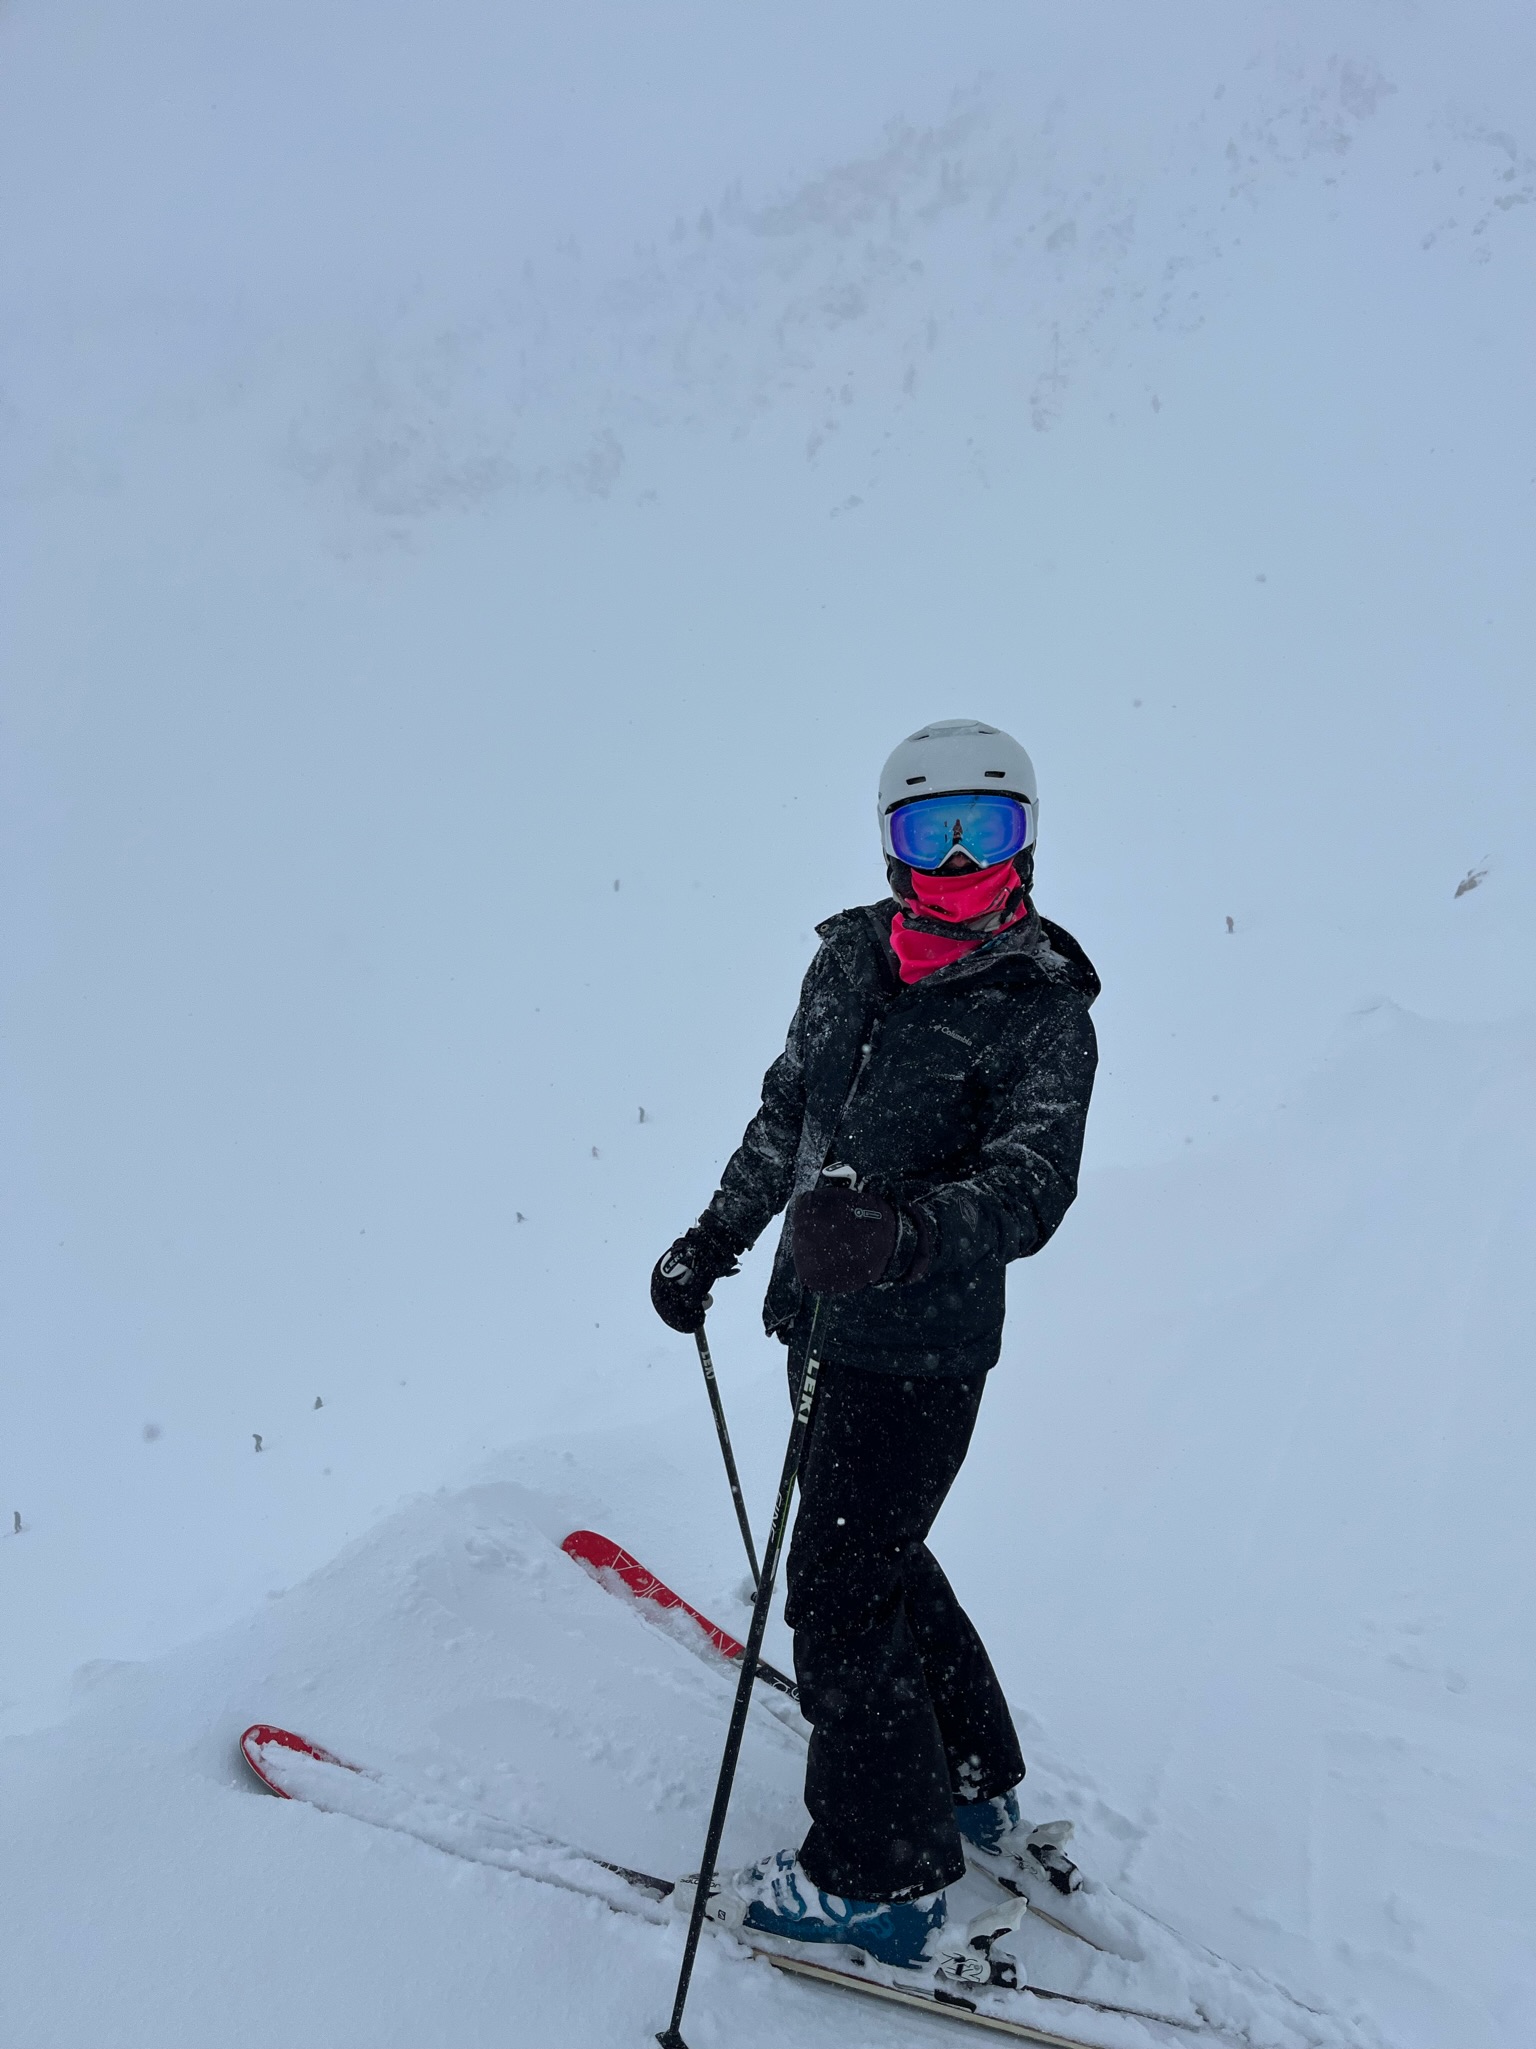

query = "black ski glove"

[
  {"left": 788, "top": 1185, "right": 933, "bottom": 1294},
  {"left": 650, "top": 1219, "right": 741, "bottom": 1334}
]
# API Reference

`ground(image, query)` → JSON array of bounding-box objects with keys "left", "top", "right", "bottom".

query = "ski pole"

[
  {"left": 656, "top": 1299, "right": 826, "bottom": 2049},
  {"left": 693, "top": 1321, "right": 761, "bottom": 1590}
]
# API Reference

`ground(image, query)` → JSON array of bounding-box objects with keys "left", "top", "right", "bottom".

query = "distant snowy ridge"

[
  {"left": 287, "top": 52, "right": 1449, "bottom": 519},
  {"left": 9, "top": 34, "right": 1534, "bottom": 526}
]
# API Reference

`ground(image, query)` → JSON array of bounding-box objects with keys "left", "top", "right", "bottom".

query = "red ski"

[
  {"left": 241, "top": 1722, "right": 359, "bottom": 1796},
  {"left": 240, "top": 1723, "right": 676, "bottom": 1903},
  {"left": 560, "top": 1529, "right": 799, "bottom": 1699},
  {"left": 237, "top": 1723, "right": 1128, "bottom": 2047}
]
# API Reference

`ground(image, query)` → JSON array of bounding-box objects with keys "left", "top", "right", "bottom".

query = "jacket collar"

[{"left": 814, "top": 899, "right": 1100, "bottom": 1005}]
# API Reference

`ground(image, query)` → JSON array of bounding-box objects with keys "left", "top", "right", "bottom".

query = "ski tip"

[
  {"left": 560, "top": 1529, "right": 634, "bottom": 1571},
  {"left": 239, "top": 1723, "right": 353, "bottom": 1796}
]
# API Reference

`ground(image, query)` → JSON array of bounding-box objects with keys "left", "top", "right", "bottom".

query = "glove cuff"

[
  {"left": 886, "top": 1205, "right": 936, "bottom": 1285},
  {"left": 696, "top": 1204, "right": 749, "bottom": 1270},
  {"left": 693, "top": 1210, "right": 748, "bottom": 1269}
]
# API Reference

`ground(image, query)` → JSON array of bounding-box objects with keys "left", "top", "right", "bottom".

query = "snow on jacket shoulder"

[{"left": 702, "top": 898, "right": 1100, "bottom": 1378}]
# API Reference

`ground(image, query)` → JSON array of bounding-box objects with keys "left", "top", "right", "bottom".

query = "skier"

[{"left": 651, "top": 718, "right": 1099, "bottom": 1971}]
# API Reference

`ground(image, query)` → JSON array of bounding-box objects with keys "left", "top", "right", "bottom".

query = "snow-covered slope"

[
  {"left": 0, "top": 1480, "right": 1356, "bottom": 2049},
  {"left": 4, "top": 1004, "right": 1531, "bottom": 2047},
  {"left": 3, "top": 2, "right": 1535, "bottom": 2044}
]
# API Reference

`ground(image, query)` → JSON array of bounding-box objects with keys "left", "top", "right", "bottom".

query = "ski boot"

[
  {"left": 680, "top": 1847, "right": 947, "bottom": 1970},
  {"left": 955, "top": 1790, "right": 1083, "bottom": 1895}
]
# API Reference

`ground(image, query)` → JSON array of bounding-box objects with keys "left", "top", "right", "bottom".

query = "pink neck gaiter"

[{"left": 889, "top": 858, "right": 1028, "bottom": 985}]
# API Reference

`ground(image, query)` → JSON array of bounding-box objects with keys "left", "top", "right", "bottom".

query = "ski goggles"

[{"left": 885, "top": 790, "right": 1033, "bottom": 872}]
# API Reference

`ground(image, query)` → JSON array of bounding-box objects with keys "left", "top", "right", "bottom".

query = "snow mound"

[{"left": 2, "top": 1472, "right": 1376, "bottom": 2049}]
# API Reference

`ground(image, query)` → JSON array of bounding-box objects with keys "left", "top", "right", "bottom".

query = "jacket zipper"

[{"left": 821, "top": 1002, "right": 885, "bottom": 1175}]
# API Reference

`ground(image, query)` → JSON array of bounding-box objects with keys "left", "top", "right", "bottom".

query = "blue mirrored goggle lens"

[{"left": 887, "top": 792, "right": 1031, "bottom": 871}]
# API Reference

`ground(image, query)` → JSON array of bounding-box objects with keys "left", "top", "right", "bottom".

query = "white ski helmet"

[{"left": 877, "top": 719, "right": 1038, "bottom": 862}]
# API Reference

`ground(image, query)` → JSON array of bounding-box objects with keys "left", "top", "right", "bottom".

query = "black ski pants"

[{"left": 785, "top": 1357, "right": 1025, "bottom": 1903}]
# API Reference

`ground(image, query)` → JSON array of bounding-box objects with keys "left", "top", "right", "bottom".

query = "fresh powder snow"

[{"left": 2, "top": 5, "right": 1533, "bottom": 2046}]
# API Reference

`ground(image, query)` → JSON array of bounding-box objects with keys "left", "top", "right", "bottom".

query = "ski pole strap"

[{"left": 657, "top": 1302, "right": 825, "bottom": 2049}]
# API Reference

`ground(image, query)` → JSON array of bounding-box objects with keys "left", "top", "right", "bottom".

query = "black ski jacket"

[{"left": 702, "top": 901, "right": 1100, "bottom": 1378}]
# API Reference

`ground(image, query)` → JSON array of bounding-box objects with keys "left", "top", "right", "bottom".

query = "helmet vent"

[
  {"left": 984, "top": 769, "right": 1006, "bottom": 778},
  {"left": 905, "top": 775, "right": 927, "bottom": 785}
]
